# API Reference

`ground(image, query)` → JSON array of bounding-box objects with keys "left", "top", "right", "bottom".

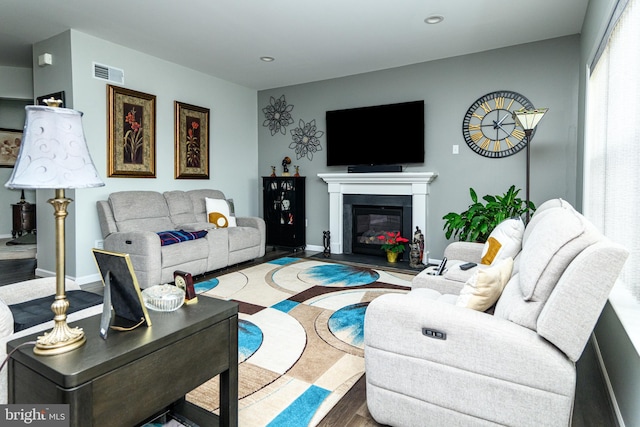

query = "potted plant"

[
  {"left": 442, "top": 185, "right": 535, "bottom": 243},
  {"left": 378, "top": 231, "right": 409, "bottom": 262}
]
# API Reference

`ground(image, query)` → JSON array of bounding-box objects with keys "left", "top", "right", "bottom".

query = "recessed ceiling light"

[
  {"left": 424, "top": 15, "right": 444, "bottom": 25},
  {"left": 260, "top": 56, "right": 275, "bottom": 62}
]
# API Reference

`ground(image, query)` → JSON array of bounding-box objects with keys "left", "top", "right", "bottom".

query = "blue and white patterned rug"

[{"left": 186, "top": 257, "right": 413, "bottom": 426}]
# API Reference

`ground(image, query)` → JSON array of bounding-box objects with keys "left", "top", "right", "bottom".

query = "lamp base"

[{"left": 33, "top": 296, "right": 86, "bottom": 356}]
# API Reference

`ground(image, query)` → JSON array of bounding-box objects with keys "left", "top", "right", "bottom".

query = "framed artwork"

[
  {"left": 36, "top": 91, "right": 66, "bottom": 107},
  {"left": 107, "top": 85, "right": 156, "bottom": 178},
  {"left": 0, "top": 128, "right": 22, "bottom": 168},
  {"left": 174, "top": 101, "right": 210, "bottom": 179}
]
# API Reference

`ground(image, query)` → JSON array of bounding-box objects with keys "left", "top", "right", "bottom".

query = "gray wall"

[
  {"left": 258, "top": 36, "right": 580, "bottom": 259},
  {"left": 30, "top": 30, "right": 260, "bottom": 283},
  {"left": 580, "top": 0, "right": 640, "bottom": 425}
]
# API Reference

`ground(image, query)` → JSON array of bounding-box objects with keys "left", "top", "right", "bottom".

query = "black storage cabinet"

[{"left": 262, "top": 176, "right": 306, "bottom": 250}]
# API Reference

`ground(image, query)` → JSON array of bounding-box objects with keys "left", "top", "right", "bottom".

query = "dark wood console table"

[{"left": 8, "top": 295, "right": 238, "bottom": 427}]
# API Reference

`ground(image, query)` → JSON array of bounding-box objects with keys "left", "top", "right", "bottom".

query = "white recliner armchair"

[{"left": 364, "top": 200, "right": 628, "bottom": 426}]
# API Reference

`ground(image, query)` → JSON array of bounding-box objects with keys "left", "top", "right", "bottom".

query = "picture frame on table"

[
  {"left": 0, "top": 128, "right": 22, "bottom": 168},
  {"left": 107, "top": 85, "right": 156, "bottom": 178},
  {"left": 174, "top": 101, "right": 210, "bottom": 179}
]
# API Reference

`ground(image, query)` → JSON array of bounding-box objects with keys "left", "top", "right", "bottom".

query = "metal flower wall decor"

[
  {"left": 262, "top": 94, "right": 326, "bottom": 162},
  {"left": 290, "top": 119, "right": 323, "bottom": 160},
  {"left": 262, "top": 95, "right": 294, "bottom": 136}
]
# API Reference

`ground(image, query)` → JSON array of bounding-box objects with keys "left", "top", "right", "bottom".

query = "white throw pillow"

[
  {"left": 205, "top": 197, "right": 236, "bottom": 228},
  {"left": 480, "top": 217, "right": 524, "bottom": 265},
  {"left": 456, "top": 257, "right": 514, "bottom": 311}
]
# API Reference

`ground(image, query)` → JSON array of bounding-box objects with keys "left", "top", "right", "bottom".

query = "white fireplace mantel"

[{"left": 318, "top": 172, "right": 438, "bottom": 256}]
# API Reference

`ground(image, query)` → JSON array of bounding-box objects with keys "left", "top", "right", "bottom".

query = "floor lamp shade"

[{"left": 4, "top": 105, "right": 104, "bottom": 355}]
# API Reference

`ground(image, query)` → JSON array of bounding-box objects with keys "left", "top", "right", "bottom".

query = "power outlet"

[
  {"left": 452, "top": 145, "right": 459, "bottom": 154},
  {"left": 95, "top": 240, "right": 104, "bottom": 250}
]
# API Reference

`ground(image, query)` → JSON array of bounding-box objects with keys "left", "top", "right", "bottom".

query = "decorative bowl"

[{"left": 142, "top": 284, "right": 185, "bottom": 312}]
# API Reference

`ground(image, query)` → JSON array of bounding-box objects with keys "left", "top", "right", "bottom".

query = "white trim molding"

[{"left": 318, "top": 172, "right": 437, "bottom": 259}]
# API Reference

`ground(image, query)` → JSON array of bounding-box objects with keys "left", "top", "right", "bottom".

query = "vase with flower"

[{"left": 377, "top": 231, "right": 409, "bottom": 263}]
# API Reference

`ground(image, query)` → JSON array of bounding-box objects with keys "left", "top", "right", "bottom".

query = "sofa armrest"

[
  {"left": 443, "top": 241, "right": 484, "bottom": 263},
  {"left": 364, "top": 292, "right": 575, "bottom": 392},
  {"left": 104, "top": 231, "right": 160, "bottom": 255},
  {"left": 0, "top": 278, "right": 78, "bottom": 306},
  {"left": 236, "top": 216, "right": 265, "bottom": 230}
]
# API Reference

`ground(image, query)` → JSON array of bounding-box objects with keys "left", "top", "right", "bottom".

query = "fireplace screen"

[{"left": 352, "top": 205, "right": 403, "bottom": 256}]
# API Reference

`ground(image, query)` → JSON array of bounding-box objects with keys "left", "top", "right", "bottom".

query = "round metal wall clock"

[{"left": 462, "top": 90, "right": 536, "bottom": 158}]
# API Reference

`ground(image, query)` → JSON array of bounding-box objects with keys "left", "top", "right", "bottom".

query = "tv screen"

[{"left": 325, "top": 100, "right": 425, "bottom": 167}]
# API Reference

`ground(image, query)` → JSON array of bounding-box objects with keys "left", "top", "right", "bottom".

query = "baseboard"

[
  {"left": 591, "top": 333, "right": 625, "bottom": 427},
  {"left": 35, "top": 267, "right": 101, "bottom": 286}
]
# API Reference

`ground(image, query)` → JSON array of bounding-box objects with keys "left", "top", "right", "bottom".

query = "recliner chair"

[{"left": 364, "top": 200, "right": 628, "bottom": 426}]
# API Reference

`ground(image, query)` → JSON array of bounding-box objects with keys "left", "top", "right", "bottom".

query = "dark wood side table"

[
  {"left": 8, "top": 295, "right": 238, "bottom": 427},
  {"left": 11, "top": 202, "right": 36, "bottom": 238}
]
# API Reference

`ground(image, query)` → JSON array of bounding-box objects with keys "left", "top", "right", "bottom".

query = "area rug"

[{"left": 186, "top": 257, "right": 413, "bottom": 426}]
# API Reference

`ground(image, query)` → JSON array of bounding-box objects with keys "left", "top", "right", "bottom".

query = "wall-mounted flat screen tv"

[{"left": 325, "top": 100, "right": 425, "bottom": 166}]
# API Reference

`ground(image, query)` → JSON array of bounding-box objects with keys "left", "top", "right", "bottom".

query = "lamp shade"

[
  {"left": 512, "top": 108, "right": 549, "bottom": 131},
  {"left": 5, "top": 106, "right": 104, "bottom": 189}
]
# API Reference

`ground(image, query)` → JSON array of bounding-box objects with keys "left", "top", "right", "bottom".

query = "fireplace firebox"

[
  {"left": 352, "top": 205, "right": 403, "bottom": 256},
  {"left": 343, "top": 194, "right": 412, "bottom": 258}
]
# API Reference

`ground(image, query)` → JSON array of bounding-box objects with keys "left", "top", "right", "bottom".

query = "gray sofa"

[
  {"left": 364, "top": 199, "right": 628, "bottom": 426},
  {"left": 97, "top": 189, "right": 266, "bottom": 288}
]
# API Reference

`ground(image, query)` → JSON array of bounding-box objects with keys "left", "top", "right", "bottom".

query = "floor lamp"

[
  {"left": 512, "top": 108, "right": 548, "bottom": 224},
  {"left": 4, "top": 102, "right": 104, "bottom": 355}
]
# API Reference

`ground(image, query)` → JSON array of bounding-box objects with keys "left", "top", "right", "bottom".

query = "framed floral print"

[
  {"left": 174, "top": 101, "right": 210, "bottom": 179},
  {"left": 0, "top": 128, "right": 22, "bottom": 168},
  {"left": 107, "top": 85, "right": 156, "bottom": 178}
]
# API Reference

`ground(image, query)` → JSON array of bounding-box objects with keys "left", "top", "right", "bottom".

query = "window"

[{"left": 584, "top": 0, "right": 640, "bottom": 351}]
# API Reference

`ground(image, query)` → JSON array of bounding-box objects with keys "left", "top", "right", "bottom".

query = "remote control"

[{"left": 459, "top": 262, "right": 477, "bottom": 271}]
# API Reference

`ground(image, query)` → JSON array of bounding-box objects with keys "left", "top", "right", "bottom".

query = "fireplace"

[
  {"left": 343, "top": 194, "right": 412, "bottom": 257},
  {"left": 352, "top": 205, "right": 404, "bottom": 256},
  {"left": 318, "top": 172, "right": 438, "bottom": 263}
]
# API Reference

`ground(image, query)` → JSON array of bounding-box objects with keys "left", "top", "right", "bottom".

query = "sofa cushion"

[
  {"left": 157, "top": 229, "right": 208, "bottom": 246},
  {"left": 519, "top": 207, "right": 599, "bottom": 303},
  {"left": 187, "top": 189, "right": 227, "bottom": 222},
  {"left": 205, "top": 197, "right": 236, "bottom": 228},
  {"left": 9, "top": 290, "right": 103, "bottom": 332},
  {"left": 480, "top": 218, "right": 524, "bottom": 265},
  {"left": 109, "top": 191, "right": 174, "bottom": 232},
  {"left": 164, "top": 190, "right": 198, "bottom": 225},
  {"left": 456, "top": 257, "right": 514, "bottom": 311}
]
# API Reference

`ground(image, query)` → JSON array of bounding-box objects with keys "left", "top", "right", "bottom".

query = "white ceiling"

[{"left": 0, "top": 0, "right": 589, "bottom": 91}]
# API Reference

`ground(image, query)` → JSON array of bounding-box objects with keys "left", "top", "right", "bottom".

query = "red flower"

[{"left": 192, "top": 121, "right": 199, "bottom": 130}]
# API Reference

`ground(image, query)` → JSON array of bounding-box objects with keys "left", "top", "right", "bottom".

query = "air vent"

[{"left": 92, "top": 62, "right": 124, "bottom": 85}]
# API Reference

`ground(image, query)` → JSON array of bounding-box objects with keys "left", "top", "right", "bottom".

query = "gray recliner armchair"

[{"left": 364, "top": 200, "right": 628, "bottom": 426}]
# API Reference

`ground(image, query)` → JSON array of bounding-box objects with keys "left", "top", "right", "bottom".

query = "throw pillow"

[
  {"left": 456, "top": 257, "right": 514, "bottom": 311},
  {"left": 480, "top": 217, "right": 525, "bottom": 265},
  {"left": 205, "top": 197, "right": 236, "bottom": 228}
]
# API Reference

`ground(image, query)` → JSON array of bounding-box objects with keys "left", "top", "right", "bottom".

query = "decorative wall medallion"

[
  {"left": 262, "top": 95, "right": 294, "bottom": 136},
  {"left": 289, "top": 119, "right": 324, "bottom": 160}
]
